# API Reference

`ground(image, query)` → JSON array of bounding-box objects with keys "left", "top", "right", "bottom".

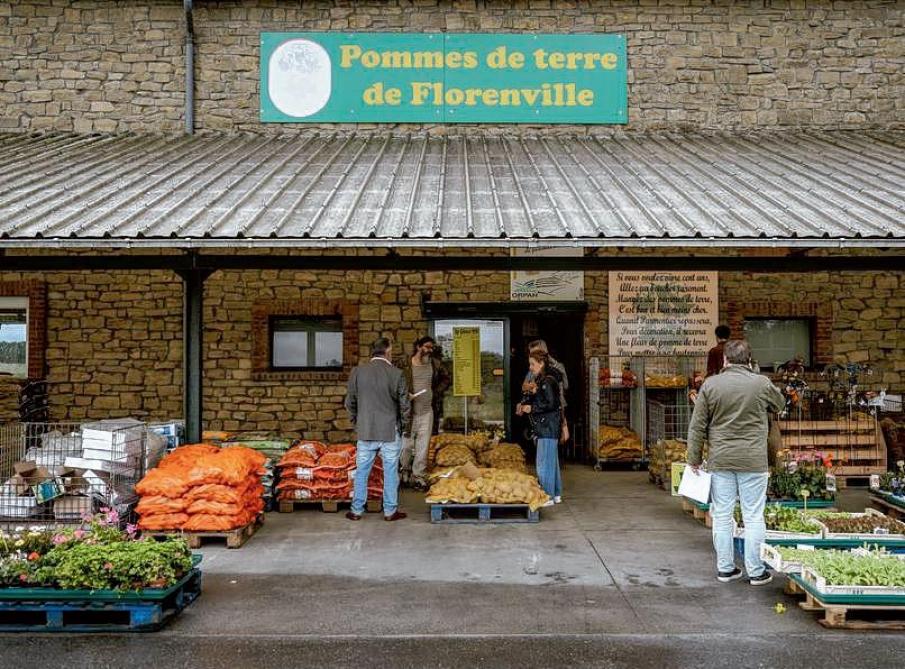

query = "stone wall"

[
  {"left": 0, "top": 256, "right": 902, "bottom": 438},
  {"left": 1, "top": 0, "right": 902, "bottom": 134},
  {"left": 0, "top": 269, "right": 183, "bottom": 423}
]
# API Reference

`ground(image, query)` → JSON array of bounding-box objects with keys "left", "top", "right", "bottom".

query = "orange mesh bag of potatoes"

[
  {"left": 137, "top": 513, "right": 189, "bottom": 531},
  {"left": 157, "top": 443, "right": 221, "bottom": 470},
  {"left": 183, "top": 510, "right": 256, "bottom": 531},
  {"left": 135, "top": 495, "right": 188, "bottom": 516},
  {"left": 135, "top": 468, "right": 192, "bottom": 498}
]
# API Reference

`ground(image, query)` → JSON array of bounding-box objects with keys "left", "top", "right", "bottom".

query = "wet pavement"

[{"left": 3, "top": 468, "right": 903, "bottom": 668}]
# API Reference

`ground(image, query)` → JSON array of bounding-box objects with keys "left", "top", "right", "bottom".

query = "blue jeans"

[
  {"left": 351, "top": 436, "right": 401, "bottom": 517},
  {"left": 710, "top": 471, "right": 770, "bottom": 577},
  {"left": 536, "top": 437, "right": 562, "bottom": 498}
]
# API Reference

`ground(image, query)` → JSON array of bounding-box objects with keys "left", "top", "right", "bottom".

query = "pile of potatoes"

[
  {"left": 425, "top": 476, "right": 480, "bottom": 504},
  {"left": 649, "top": 438, "right": 687, "bottom": 482},
  {"left": 430, "top": 432, "right": 490, "bottom": 453},
  {"left": 644, "top": 373, "right": 687, "bottom": 388},
  {"left": 434, "top": 444, "right": 476, "bottom": 467},
  {"left": 478, "top": 443, "right": 527, "bottom": 472},
  {"left": 598, "top": 425, "right": 643, "bottom": 461},
  {"left": 425, "top": 468, "right": 550, "bottom": 511}
]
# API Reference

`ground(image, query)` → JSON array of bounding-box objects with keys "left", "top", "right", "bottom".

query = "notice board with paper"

[{"left": 452, "top": 327, "right": 481, "bottom": 397}]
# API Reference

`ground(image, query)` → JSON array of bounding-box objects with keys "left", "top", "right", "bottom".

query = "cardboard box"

[
  {"left": 64, "top": 456, "right": 115, "bottom": 474},
  {"left": 81, "top": 419, "right": 144, "bottom": 453},
  {"left": 1, "top": 475, "right": 30, "bottom": 496},
  {"left": 53, "top": 495, "right": 96, "bottom": 520},
  {"left": 0, "top": 495, "right": 38, "bottom": 518},
  {"left": 62, "top": 469, "right": 112, "bottom": 498},
  {"left": 13, "top": 460, "right": 38, "bottom": 476}
]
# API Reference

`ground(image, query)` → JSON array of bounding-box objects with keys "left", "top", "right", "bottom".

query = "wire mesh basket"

[
  {"left": 0, "top": 420, "right": 167, "bottom": 528},
  {"left": 647, "top": 400, "right": 692, "bottom": 445}
]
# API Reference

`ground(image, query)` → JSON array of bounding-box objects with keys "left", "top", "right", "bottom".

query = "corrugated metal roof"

[{"left": 0, "top": 130, "right": 902, "bottom": 247}]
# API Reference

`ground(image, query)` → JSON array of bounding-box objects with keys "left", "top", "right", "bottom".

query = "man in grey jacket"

[
  {"left": 344, "top": 337, "right": 411, "bottom": 521},
  {"left": 687, "top": 339, "right": 785, "bottom": 586}
]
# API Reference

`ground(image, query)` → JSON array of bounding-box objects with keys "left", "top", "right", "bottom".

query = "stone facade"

[
  {"left": 0, "top": 255, "right": 902, "bottom": 439},
  {"left": 1, "top": 0, "right": 903, "bottom": 134},
  {"left": 0, "top": 269, "right": 183, "bottom": 423}
]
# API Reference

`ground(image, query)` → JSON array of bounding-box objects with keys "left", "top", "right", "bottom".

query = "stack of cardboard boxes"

[{"left": 0, "top": 419, "right": 167, "bottom": 522}]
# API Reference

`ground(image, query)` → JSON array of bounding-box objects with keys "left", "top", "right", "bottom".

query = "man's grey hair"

[
  {"left": 528, "top": 339, "right": 548, "bottom": 353},
  {"left": 724, "top": 339, "right": 752, "bottom": 365},
  {"left": 371, "top": 337, "right": 392, "bottom": 357}
]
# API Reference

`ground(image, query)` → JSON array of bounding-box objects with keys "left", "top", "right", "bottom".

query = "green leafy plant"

[
  {"left": 735, "top": 504, "right": 821, "bottom": 534},
  {"left": 806, "top": 511, "right": 905, "bottom": 534},
  {"left": 0, "top": 511, "right": 192, "bottom": 591},
  {"left": 806, "top": 552, "right": 905, "bottom": 587},
  {"left": 35, "top": 539, "right": 192, "bottom": 591},
  {"left": 768, "top": 457, "right": 833, "bottom": 501}
]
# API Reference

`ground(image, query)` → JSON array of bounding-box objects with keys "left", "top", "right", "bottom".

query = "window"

[
  {"left": 270, "top": 317, "right": 343, "bottom": 370},
  {"left": 743, "top": 318, "right": 812, "bottom": 370},
  {"left": 0, "top": 297, "right": 28, "bottom": 378}
]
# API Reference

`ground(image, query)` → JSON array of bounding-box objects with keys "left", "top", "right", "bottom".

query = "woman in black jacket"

[{"left": 517, "top": 351, "right": 562, "bottom": 505}]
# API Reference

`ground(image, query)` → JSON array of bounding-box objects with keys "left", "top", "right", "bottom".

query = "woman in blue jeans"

[{"left": 518, "top": 351, "right": 562, "bottom": 506}]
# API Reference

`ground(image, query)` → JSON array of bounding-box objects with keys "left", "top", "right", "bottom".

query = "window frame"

[
  {"left": 0, "top": 297, "right": 28, "bottom": 379},
  {"left": 269, "top": 315, "right": 344, "bottom": 371},
  {"left": 742, "top": 316, "right": 815, "bottom": 372},
  {"left": 251, "top": 299, "right": 358, "bottom": 382}
]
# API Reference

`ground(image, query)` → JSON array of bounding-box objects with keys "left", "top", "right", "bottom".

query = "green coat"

[{"left": 686, "top": 365, "right": 785, "bottom": 473}]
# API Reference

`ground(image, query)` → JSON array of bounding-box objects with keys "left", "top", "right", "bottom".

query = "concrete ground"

[{"left": 4, "top": 467, "right": 905, "bottom": 668}]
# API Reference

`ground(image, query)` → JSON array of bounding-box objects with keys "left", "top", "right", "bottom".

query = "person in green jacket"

[{"left": 687, "top": 339, "right": 785, "bottom": 586}]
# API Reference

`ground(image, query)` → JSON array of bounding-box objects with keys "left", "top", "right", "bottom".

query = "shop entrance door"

[
  {"left": 509, "top": 312, "right": 586, "bottom": 461},
  {"left": 431, "top": 319, "right": 508, "bottom": 437}
]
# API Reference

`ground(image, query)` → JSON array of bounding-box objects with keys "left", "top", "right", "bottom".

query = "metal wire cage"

[
  {"left": 0, "top": 420, "right": 166, "bottom": 528},
  {"left": 647, "top": 399, "right": 692, "bottom": 446}
]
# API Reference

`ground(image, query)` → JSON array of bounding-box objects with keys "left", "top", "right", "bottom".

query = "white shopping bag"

[{"left": 677, "top": 464, "right": 711, "bottom": 504}]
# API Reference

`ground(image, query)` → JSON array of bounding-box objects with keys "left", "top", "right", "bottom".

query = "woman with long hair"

[{"left": 518, "top": 350, "right": 562, "bottom": 505}]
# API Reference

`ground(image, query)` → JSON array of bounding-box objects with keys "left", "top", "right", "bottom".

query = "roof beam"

[{"left": 2, "top": 253, "right": 902, "bottom": 273}]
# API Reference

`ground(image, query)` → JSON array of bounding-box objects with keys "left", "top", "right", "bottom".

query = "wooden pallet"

[
  {"left": 147, "top": 514, "right": 263, "bottom": 549},
  {"left": 788, "top": 579, "right": 905, "bottom": 630},
  {"left": 429, "top": 503, "right": 540, "bottom": 524},
  {"left": 278, "top": 498, "right": 382, "bottom": 514},
  {"left": 870, "top": 494, "right": 905, "bottom": 521},
  {"left": 0, "top": 568, "right": 202, "bottom": 632}
]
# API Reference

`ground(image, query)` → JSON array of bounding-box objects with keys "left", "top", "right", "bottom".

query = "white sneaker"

[
  {"left": 542, "top": 499, "right": 555, "bottom": 507},
  {"left": 554, "top": 496, "right": 562, "bottom": 504}
]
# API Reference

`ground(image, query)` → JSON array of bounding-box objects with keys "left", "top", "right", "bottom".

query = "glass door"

[{"left": 431, "top": 319, "right": 508, "bottom": 437}]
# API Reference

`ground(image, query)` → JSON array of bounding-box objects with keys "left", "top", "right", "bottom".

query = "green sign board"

[{"left": 260, "top": 32, "right": 627, "bottom": 124}]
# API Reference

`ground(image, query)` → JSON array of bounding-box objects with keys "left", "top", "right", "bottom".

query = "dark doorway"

[
  {"left": 509, "top": 312, "right": 586, "bottom": 462},
  {"left": 423, "top": 300, "right": 587, "bottom": 462}
]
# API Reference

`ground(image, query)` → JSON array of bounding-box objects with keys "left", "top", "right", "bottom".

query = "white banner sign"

[
  {"left": 609, "top": 271, "right": 718, "bottom": 356},
  {"left": 511, "top": 247, "right": 584, "bottom": 301}
]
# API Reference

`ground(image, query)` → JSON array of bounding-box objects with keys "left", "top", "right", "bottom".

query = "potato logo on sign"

[{"left": 268, "top": 38, "right": 331, "bottom": 117}]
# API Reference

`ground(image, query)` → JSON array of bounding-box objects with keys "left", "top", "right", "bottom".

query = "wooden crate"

[{"left": 780, "top": 418, "right": 886, "bottom": 480}]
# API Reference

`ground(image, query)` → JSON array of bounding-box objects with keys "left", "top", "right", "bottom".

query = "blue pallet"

[
  {"left": 429, "top": 503, "right": 540, "bottom": 524},
  {"left": 0, "top": 568, "right": 202, "bottom": 632}
]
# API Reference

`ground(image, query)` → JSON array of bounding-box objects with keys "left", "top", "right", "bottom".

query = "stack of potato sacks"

[
  {"left": 649, "top": 438, "right": 708, "bottom": 487},
  {"left": 597, "top": 425, "right": 643, "bottom": 461},
  {"left": 276, "top": 441, "right": 383, "bottom": 503},
  {"left": 426, "top": 468, "right": 549, "bottom": 511},
  {"left": 425, "top": 435, "right": 548, "bottom": 510},
  {"left": 136, "top": 444, "right": 266, "bottom": 531}
]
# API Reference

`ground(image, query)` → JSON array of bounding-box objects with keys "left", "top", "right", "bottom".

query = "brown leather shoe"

[
  {"left": 345, "top": 511, "right": 362, "bottom": 521},
  {"left": 384, "top": 511, "right": 407, "bottom": 522}
]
